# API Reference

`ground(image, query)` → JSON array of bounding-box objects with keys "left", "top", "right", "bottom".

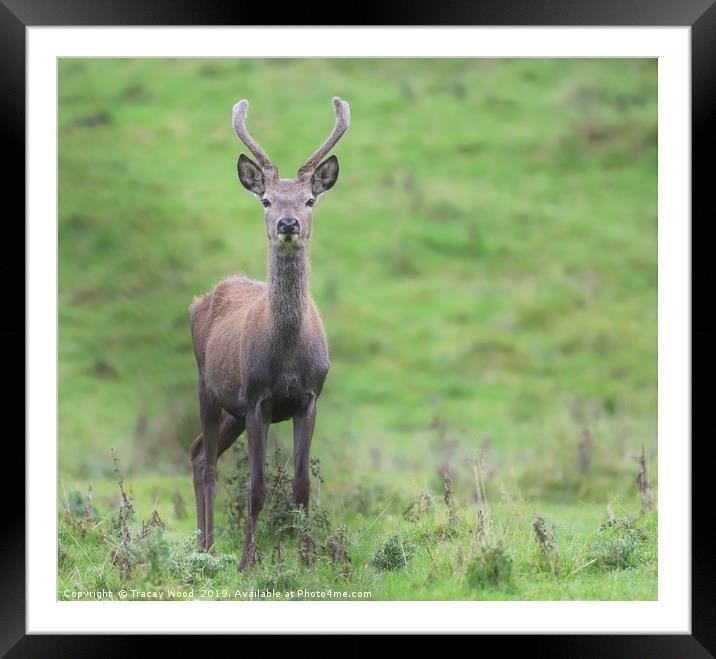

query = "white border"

[{"left": 27, "top": 27, "right": 690, "bottom": 634}]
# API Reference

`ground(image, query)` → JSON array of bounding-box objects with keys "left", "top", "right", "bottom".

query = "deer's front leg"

[
  {"left": 238, "top": 401, "right": 270, "bottom": 572},
  {"left": 293, "top": 395, "right": 317, "bottom": 564},
  {"left": 293, "top": 395, "right": 317, "bottom": 513}
]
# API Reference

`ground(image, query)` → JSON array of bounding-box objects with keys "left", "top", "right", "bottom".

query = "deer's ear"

[
  {"left": 238, "top": 153, "right": 265, "bottom": 195},
  {"left": 311, "top": 155, "right": 339, "bottom": 195}
]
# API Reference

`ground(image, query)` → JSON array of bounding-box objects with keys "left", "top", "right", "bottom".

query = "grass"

[
  {"left": 58, "top": 58, "right": 658, "bottom": 600},
  {"left": 59, "top": 457, "right": 657, "bottom": 600}
]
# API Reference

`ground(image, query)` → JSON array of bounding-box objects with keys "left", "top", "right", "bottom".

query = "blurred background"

[{"left": 59, "top": 57, "right": 657, "bottom": 506}]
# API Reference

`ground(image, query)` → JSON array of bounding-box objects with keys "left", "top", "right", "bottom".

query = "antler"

[
  {"left": 232, "top": 99, "right": 278, "bottom": 178},
  {"left": 297, "top": 96, "right": 350, "bottom": 178}
]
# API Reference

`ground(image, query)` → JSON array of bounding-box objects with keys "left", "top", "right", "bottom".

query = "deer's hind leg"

[
  {"left": 191, "top": 402, "right": 245, "bottom": 551},
  {"left": 190, "top": 411, "right": 246, "bottom": 550}
]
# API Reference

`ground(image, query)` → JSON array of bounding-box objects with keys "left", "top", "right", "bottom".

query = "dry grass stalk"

[
  {"left": 402, "top": 490, "right": 433, "bottom": 522},
  {"left": 110, "top": 449, "right": 134, "bottom": 577},
  {"left": 310, "top": 456, "right": 324, "bottom": 507},
  {"left": 635, "top": 443, "right": 654, "bottom": 512},
  {"left": 477, "top": 509, "right": 485, "bottom": 540},
  {"left": 533, "top": 515, "right": 560, "bottom": 577},
  {"left": 83, "top": 483, "right": 94, "bottom": 522},
  {"left": 138, "top": 505, "right": 166, "bottom": 539},
  {"left": 442, "top": 467, "right": 457, "bottom": 520},
  {"left": 298, "top": 533, "right": 317, "bottom": 567},
  {"left": 327, "top": 525, "right": 353, "bottom": 578},
  {"left": 472, "top": 463, "right": 488, "bottom": 541}
]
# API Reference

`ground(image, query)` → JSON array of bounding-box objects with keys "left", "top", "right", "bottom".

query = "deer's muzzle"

[{"left": 277, "top": 218, "right": 300, "bottom": 235}]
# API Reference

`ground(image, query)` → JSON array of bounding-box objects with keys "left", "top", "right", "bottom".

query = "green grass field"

[{"left": 58, "top": 58, "right": 658, "bottom": 601}]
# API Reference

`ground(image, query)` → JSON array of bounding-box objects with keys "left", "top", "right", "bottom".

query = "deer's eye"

[
  {"left": 261, "top": 199, "right": 271, "bottom": 208},
  {"left": 306, "top": 198, "right": 315, "bottom": 207}
]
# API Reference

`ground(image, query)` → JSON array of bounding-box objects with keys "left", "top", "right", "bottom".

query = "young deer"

[{"left": 189, "top": 97, "right": 349, "bottom": 570}]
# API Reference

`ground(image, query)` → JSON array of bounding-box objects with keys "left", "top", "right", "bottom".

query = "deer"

[{"left": 188, "top": 97, "right": 349, "bottom": 571}]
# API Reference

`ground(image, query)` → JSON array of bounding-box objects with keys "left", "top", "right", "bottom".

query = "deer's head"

[{"left": 233, "top": 97, "right": 350, "bottom": 250}]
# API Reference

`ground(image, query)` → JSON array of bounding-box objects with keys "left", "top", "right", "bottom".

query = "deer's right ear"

[{"left": 237, "top": 153, "right": 265, "bottom": 195}]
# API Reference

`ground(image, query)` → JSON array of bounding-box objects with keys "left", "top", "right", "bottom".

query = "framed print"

[{"left": 5, "top": 0, "right": 715, "bottom": 652}]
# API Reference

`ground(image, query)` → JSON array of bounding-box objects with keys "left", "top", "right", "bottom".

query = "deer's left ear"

[{"left": 311, "top": 155, "right": 339, "bottom": 195}]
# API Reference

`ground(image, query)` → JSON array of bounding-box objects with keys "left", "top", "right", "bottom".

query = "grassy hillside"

[{"left": 58, "top": 58, "right": 658, "bottom": 601}]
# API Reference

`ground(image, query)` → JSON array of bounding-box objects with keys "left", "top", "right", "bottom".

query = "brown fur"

[{"left": 189, "top": 271, "right": 329, "bottom": 422}]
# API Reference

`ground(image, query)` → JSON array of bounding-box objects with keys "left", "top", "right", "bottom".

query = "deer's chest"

[{"left": 242, "top": 337, "right": 329, "bottom": 416}]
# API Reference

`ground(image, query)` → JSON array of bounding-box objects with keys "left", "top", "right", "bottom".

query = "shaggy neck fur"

[{"left": 268, "top": 243, "right": 309, "bottom": 337}]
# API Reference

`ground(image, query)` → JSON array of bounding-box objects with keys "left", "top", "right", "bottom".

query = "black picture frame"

[{"left": 4, "top": 0, "right": 714, "bottom": 653}]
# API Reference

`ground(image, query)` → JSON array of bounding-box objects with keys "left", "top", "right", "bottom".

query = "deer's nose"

[{"left": 277, "top": 217, "right": 300, "bottom": 235}]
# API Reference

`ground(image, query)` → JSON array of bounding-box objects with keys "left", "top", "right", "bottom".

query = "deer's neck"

[{"left": 268, "top": 244, "right": 310, "bottom": 336}]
